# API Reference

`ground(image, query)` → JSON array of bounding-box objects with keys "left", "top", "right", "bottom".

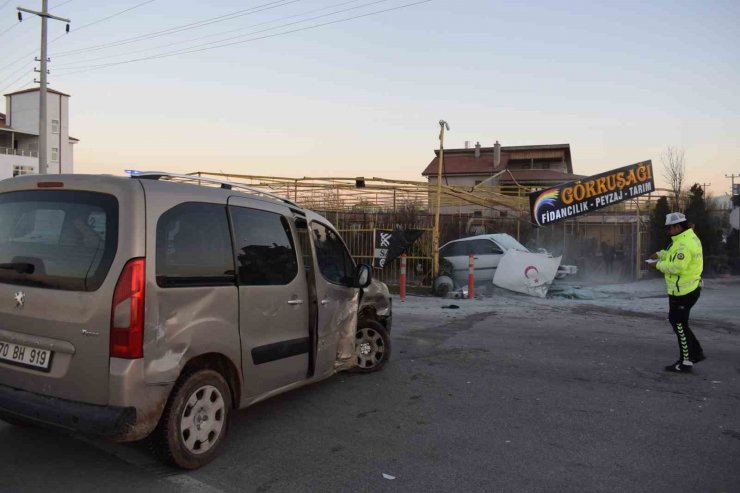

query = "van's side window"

[
  {"left": 230, "top": 207, "right": 298, "bottom": 286},
  {"left": 156, "top": 203, "right": 234, "bottom": 287},
  {"left": 311, "top": 222, "right": 355, "bottom": 286}
]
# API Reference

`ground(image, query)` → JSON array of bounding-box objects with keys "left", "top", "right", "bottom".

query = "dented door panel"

[
  {"left": 140, "top": 182, "right": 241, "bottom": 391},
  {"left": 228, "top": 197, "right": 311, "bottom": 398},
  {"left": 144, "top": 285, "right": 239, "bottom": 384},
  {"left": 306, "top": 218, "right": 360, "bottom": 375}
]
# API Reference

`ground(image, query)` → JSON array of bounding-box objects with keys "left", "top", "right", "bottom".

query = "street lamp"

[{"left": 432, "top": 119, "right": 450, "bottom": 279}]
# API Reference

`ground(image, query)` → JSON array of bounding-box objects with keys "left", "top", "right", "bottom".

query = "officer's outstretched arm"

[{"left": 656, "top": 242, "right": 690, "bottom": 274}]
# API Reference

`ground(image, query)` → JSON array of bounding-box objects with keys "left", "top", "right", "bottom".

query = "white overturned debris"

[{"left": 493, "top": 249, "right": 562, "bottom": 298}]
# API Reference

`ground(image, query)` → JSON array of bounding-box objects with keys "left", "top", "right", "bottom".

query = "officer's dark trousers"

[{"left": 668, "top": 288, "right": 703, "bottom": 362}]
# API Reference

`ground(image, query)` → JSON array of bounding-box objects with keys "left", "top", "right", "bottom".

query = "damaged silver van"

[{"left": 0, "top": 172, "right": 377, "bottom": 469}]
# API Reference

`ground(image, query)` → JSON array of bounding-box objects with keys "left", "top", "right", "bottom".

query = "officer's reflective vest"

[{"left": 656, "top": 228, "right": 703, "bottom": 296}]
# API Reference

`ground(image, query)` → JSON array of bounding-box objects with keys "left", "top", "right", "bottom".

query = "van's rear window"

[{"left": 0, "top": 190, "right": 118, "bottom": 291}]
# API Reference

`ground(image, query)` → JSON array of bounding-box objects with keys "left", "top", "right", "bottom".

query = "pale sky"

[{"left": 1, "top": 0, "right": 738, "bottom": 195}]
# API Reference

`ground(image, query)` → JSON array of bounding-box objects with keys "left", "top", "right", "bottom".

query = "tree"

[
  {"left": 685, "top": 183, "right": 720, "bottom": 256},
  {"left": 724, "top": 194, "right": 739, "bottom": 264},
  {"left": 661, "top": 146, "right": 686, "bottom": 210},
  {"left": 649, "top": 196, "right": 671, "bottom": 253}
]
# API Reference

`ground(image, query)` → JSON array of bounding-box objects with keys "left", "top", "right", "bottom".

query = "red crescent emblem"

[{"left": 524, "top": 265, "right": 540, "bottom": 283}]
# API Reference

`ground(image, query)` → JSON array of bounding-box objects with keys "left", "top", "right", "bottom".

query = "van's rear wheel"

[
  {"left": 151, "top": 369, "right": 232, "bottom": 470},
  {"left": 351, "top": 320, "right": 391, "bottom": 373}
]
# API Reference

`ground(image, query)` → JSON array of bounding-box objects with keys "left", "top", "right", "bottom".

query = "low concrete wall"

[{"left": 0, "top": 153, "right": 38, "bottom": 180}]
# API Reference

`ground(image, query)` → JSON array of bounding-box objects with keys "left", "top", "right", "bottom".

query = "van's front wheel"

[
  {"left": 351, "top": 320, "right": 391, "bottom": 373},
  {"left": 151, "top": 369, "right": 232, "bottom": 469}
]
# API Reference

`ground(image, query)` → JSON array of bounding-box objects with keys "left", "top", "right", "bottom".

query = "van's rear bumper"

[{"left": 0, "top": 383, "right": 136, "bottom": 439}]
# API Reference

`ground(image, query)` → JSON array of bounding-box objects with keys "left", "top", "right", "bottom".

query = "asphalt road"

[{"left": 1, "top": 296, "right": 739, "bottom": 493}]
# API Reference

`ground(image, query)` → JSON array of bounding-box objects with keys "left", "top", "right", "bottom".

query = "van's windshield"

[{"left": 0, "top": 190, "right": 118, "bottom": 291}]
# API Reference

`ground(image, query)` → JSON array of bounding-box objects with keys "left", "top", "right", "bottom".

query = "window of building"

[
  {"left": 311, "top": 222, "right": 355, "bottom": 286},
  {"left": 51, "top": 120, "right": 59, "bottom": 134},
  {"left": 51, "top": 147, "right": 59, "bottom": 162},
  {"left": 13, "top": 165, "right": 35, "bottom": 177},
  {"left": 156, "top": 202, "right": 234, "bottom": 287},
  {"left": 230, "top": 207, "right": 298, "bottom": 286}
]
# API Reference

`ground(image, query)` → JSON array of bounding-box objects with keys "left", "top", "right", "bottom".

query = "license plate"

[{"left": 0, "top": 341, "right": 53, "bottom": 372}]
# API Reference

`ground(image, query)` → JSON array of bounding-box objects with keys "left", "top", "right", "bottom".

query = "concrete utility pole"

[
  {"left": 728, "top": 174, "right": 740, "bottom": 255},
  {"left": 432, "top": 120, "right": 450, "bottom": 279},
  {"left": 726, "top": 173, "right": 740, "bottom": 196},
  {"left": 17, "top": 1, "right": 70, "bottom": 174},
  {"left": 699, "top": 183, "right": 711, "bottom": 194}
]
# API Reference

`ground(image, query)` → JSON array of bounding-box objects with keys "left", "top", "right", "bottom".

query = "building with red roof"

[{"left": 422, "top": 140, "right": 583, "bottom": 216}]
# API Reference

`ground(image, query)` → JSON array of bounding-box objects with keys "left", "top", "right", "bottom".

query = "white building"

[{"left": 0, "top": 87, "right": 78, "bottom": 180}]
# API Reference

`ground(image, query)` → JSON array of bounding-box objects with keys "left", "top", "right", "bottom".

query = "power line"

[
  {"left": 0, "top": 71, "right": 34, "bottom": 95},
  {"left": 54, "top": 0, "right": 301, "bottom": 58},
  {"left": 54, "top": 0, "right": 378, "bottom": 67},
  {"left": 0, "top": 21, "right": 19, "bottom": 39},
  {"left": 50, "top": 0, "right": 74, "bottom": 10},
  {"left": 0, "top": 61, "right": 34, "bottom": 88},
  {"left": 0, "top": 0, "right": 27, "bottom": 40},
  {"left": 55, "top": 0, "right": 367, "bottom": 66},
  {"left": 12, "top": 79, "right": 36, "bottom": 94},
  {"left": 0, "top": 0, "right": 155, "bottom": 76},
  {"left": 1, "top": 0, "right": 74, "bottom": 38},
  {"left": 60, "top": 0, "right": 153, "bottom": 34},
  {"left": 55, "top": 0, "right": 431, "bottom": 75}
]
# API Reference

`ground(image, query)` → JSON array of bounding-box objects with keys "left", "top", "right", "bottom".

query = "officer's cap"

[{"left": 665, "top": 212, "right": 687, "bottom": 226}]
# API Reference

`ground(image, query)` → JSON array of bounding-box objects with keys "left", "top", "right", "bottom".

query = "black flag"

[{"left": 373, "top": 228, "right": 424, "bottom": 269}]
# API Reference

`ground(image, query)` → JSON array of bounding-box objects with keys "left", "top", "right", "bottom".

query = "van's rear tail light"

[
  {"left": 110, "top": 258, "right": 145, "bottom": 359},
  {"left": 37, "top": 182, "right": 64, "bottom": 188}
]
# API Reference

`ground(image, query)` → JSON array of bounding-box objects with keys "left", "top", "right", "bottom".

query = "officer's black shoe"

[
  {"left": 690, "top": 353, "right": 706, "bottom": 364},
  {"left": 664, "top": 360, "right": 693, "bottom": 373}
]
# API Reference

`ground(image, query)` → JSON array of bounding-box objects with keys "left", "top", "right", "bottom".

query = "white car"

[{"left": 439, "top": 233, "right": 577, "bottom": 288}]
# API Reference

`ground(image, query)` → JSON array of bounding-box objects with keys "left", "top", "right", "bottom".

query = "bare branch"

[{"left": 661, "top": 146, "right": 686, "bottom": 210}]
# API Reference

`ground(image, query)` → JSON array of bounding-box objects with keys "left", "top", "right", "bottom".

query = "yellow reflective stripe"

[
  {"left": 677, "top": 279, "right": 699, "bottom": 289},
  {"left": 676, "top": 323, "right": 690, "bottom": 359},
  {"left": 659, "top": 263, "right": 681, "bottom": 274}
]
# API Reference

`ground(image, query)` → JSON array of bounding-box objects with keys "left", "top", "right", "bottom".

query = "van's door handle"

[
  {"left": 320, "top": 299, "right": 330, "bottom": 306},
  {"left": 287, "top": 299, "right": 304, "bottom": 305}
]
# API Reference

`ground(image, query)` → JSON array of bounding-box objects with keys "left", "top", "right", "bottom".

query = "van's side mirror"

[{"left": 354, "top": 263, "right": 372, "bottom": 288}]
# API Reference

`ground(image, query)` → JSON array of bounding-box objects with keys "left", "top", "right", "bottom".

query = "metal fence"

[
  {"left": 338, "top": 212, "right": 652, "bottom": 287},
  {"left": 337, "top": 226, "right": 434, "bottom": 287},
  {"left": 0, "top": 147, "right": 38, "bottom": 157},
  {"left": 186, "top": 171, "right": 665, "bottom": 285}
]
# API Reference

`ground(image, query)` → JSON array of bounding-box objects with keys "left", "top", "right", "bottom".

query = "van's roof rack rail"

[{"left": 131, "top": 171, "right": 300, "bottom": 208}]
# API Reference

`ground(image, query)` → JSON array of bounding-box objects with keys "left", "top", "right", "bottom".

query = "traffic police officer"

[{"left": 651, "top": 212, "right": 705, "bottom": 373}]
